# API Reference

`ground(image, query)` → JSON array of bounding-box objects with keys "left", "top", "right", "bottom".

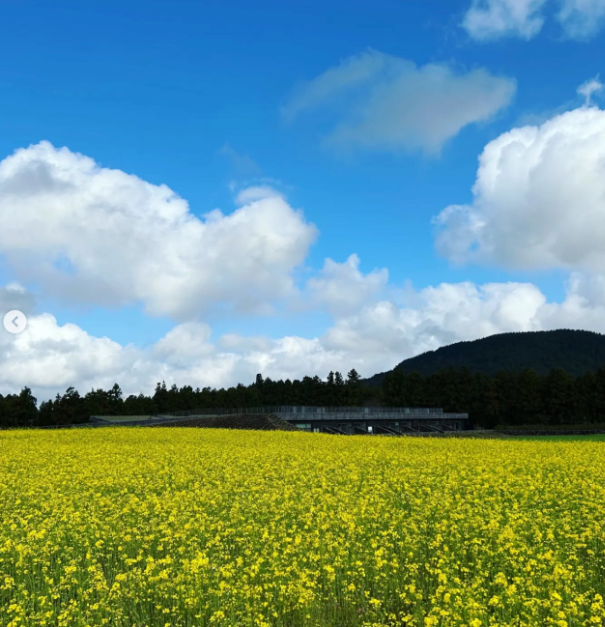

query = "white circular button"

[{"left": 3, "top": 310, "right": 27, "bottom": 334}]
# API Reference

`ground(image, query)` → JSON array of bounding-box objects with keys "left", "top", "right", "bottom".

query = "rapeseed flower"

[{"left": 0, "top": 429, "right": 604, "bottom": 626}]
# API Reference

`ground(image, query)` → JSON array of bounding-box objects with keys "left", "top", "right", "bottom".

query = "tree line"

[{"left": 2, "top": 366, "right": 605, "bottom": 429}]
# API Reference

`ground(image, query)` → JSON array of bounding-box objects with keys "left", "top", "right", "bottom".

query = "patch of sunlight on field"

[{"left": 1, "top": 428, "right": 605, "bottom": 627}]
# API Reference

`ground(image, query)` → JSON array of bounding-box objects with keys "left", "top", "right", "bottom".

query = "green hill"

[{"left": 362, "top": 329, "right": 605, "bottom": 387}]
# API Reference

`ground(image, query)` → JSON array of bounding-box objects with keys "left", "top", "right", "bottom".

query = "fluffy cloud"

[
  {"left": 5, "top": 274, "right": 605, "bottom": 402},
  {"left": 0, "top": 312, "right": 139, "bottom": 393},
  {"left": 321, "top": 281, "right": 548, "bottom": 361},
  {"left": 153, "top": 322, "right": 216, "bottom": 366},
  {"left": 305, "top": 254, "right": 389, "bottom": 317},
  {"left": 0, "top": 142, "right": 318, "bottom": 320},
  {"left": 281, "top": 50, "right": 516, "bottom": 155},
  {"left": 6, "top": 118, "right": 605, "bottom": 403},
  {"left": 434, "top": 105, "right": 605, "bottom": 272},
  {"left": 462, "top": 0, "right": 605, "bottom": 40}
]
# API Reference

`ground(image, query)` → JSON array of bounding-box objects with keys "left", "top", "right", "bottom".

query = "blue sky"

[{"left": 2, "top": 0, "right": 605, "bottom": 399}]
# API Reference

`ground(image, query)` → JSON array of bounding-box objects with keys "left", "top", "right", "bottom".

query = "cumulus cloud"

[
  {"left": 537, "top": 272, "right": 605, "bottom": 328},
  {"left": 434, "top": 105, "right": 605, "bottom": 272},
  {"left": 321, "top": 281, "right": 548, "bottom": 361},
  {"left": 0, "top": 142, "right": 318, "bottom": 320},
  {"left": 281, "top": 50, "right": 516, "bottom": 155},
  {"left": 305, "top": 254, "right": 389, "bottom": 317},
  {"left": 153, "top": 321, "right": 216, "bottom": 366},
  {"left": 6, "top": 125, "right": 605, "bottom": 403},
  {"left": 462, "top": 0, "right": 605, "bottom": 40},
  {"left": 0, "top": 312, "right": 139, "bottom": 393},
  {"left": 5, "top": 274, "right": 605, "bottom": 402},
  {"left": 0, "top": 309, "right": 343, "bottom": 401}
]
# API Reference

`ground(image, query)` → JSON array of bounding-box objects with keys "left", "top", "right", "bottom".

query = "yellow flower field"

[{"left": 1, "top": 429, "right": 604, "bottom": 627}]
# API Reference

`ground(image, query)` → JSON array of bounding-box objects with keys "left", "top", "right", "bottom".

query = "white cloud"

[
  {"left": 462, "top": 0, "right": 605, "bottom": 40},
  {"left": 434, "top": 105, "right": 605, "bottom": 272},
  {"left": 462, "top": 0, "right": 548, "bottom": 40},
  {"left": 282, "top": 50, "right": 516, "bottom": 155},
  {"left": 0, "top": 313, "right": 138, "bottom": 392},
  {"left": 234, "top": 186, "right": 283, "bottom": 205},
  {"left": 5, "top": 274, "right": 605, "bottom": 402},
  {"left": 321, "top": 281, "right": 548, "bottom": 361},
  {"left": 6, "top": 126, "right": 605, "bottom": 403},
  {"left": 305, "top": 254, "right": 389, "bottom": 317},
  {"left": 462, "top": 0, "right": 546, "bottom": 40},
  {"left": 0, "top": 142, "right": 318, "bottom": 320},
  {"left": 153, "top": 321, "right": 216, "bottom": 367},
  {"left": 537, "top": 272, "right": 605, "bottom": 328},
  {"left": 557, "top": 0, "right": 605, "bottom": 39},
  {"left": 577, "top": 75, "right": 604, "bottom": 106}
]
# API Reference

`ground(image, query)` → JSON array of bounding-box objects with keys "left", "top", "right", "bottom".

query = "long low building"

[
  {"left": 267, "top": 406, "right": 469, "bottom": 434},
  {"left": 91, "top": 406, "right": 469, "bottom": 434}
]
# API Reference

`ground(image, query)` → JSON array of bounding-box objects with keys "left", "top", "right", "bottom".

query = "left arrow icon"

[{"left": 3, "top": 310, "right": 27, "bottom": 334}]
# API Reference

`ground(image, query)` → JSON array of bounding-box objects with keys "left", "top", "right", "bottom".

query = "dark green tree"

[
  {"left": 346, "top": 369, "right": 362, "bottom": 405},
  {"left": 543, "top": 368, "right": 575, "bottom": 425}
]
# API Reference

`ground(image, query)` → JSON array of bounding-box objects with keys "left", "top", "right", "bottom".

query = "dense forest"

[
  {"left": 3, "top": 365, "right": 605, "bottom": 429},
  {"left": 363, "top": 329, "right": 605, "bottom": 385}
]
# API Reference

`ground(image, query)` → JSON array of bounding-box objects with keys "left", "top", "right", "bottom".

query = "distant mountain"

[{"left": 362, "top": 329, "right": 605, "bottom": 387}]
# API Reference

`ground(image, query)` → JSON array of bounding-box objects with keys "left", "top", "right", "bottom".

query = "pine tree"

[
  {"left": 346, "top": 369, "right": 362, "bottom": 405},
  {"left": 347, "top": 369, "right": 361, "bottom": 384}
]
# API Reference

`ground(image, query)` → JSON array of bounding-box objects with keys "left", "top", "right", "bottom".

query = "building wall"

[{"left": 293, "top": 418, "right": 465, "bottom": 434}]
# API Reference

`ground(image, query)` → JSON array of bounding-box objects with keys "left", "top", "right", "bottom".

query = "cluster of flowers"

[{"left": 0, "top": 428, "right": 604, "bottom": 626}]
